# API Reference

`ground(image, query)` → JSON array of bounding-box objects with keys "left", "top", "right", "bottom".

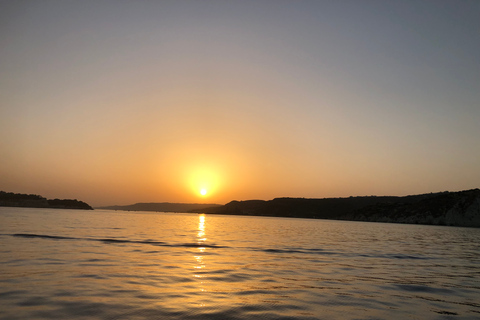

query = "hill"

[
  {"left": 98, "top": 202, "right": 221, "bottom": 213},
  {"left": 0, "top": 191, "right": 93, "bottom": 210},
  {"left": 193, "top": 189, "right": 480, "bottom": 228}
]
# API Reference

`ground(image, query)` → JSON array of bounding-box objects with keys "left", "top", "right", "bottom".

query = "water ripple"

[{"left": 10, "top": 233, "right": 227, "bottom": 249}]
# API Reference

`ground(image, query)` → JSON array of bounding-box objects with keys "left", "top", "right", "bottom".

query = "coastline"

[{"left": 193, "top": 189, "right": 480, "bottom": 228}]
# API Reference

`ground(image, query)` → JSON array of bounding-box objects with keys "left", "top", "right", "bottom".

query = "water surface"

[{"left": 1, "top": 207, "right": 479, "bottom": 319}]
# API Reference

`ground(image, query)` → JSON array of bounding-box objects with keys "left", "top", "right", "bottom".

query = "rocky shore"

[{"left": 194, "top": 189, "right": 480, "bottom": 228}]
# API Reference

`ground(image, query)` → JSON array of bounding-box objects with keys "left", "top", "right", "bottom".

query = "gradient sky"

[{"left": 1, "top": 0, "right": 479, "bottom": 206}]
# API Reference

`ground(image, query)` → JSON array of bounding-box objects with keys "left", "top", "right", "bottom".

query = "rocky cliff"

[
  {"left": 348, "top": 189, "right": 480, "bottom": 227},
  {"left": 195, "top": 189, "right": 480, "bottom": 228}
]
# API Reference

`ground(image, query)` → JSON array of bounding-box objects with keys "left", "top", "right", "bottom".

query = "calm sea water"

[{"left": 1, "top": 207, "right": 479, "bottom": 320}]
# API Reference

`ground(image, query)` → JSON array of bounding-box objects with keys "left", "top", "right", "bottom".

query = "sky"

[{"left": 1, "top": 0, "right": 479, "bottom": 207}]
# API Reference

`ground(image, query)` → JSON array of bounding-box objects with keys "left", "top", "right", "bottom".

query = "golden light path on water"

[{"left": 194, "top": 215, "right": 207, "bottom": 305}]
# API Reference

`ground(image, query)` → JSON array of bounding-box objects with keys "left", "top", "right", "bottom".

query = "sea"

[{"left": 1, "top": 207, "right": 479, "bottom": 320}]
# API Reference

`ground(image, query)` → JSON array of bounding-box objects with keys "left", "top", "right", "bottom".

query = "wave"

[
  {"left": 260, "top": 248, "right": 337, "bottom": 255},
  {"left": 256, "top": 248, "right": 432, "bottom": 260},
  {"left": 8, "top": 233, "right": 431, "bottom": 260},
  {"left": 10, "top": 233, "right": 227, "bottom": 249}
]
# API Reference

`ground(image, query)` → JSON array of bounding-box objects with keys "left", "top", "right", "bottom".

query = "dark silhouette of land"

[
  {"left": 98, "top": 202, "right": 221, "bottom": 213},
  {"left": 192, "top": 189, "right": 480, "bottom": 228},
  {"left": 3, "top": 189, "right": 480, "bottom": 227},
  {"left": 0, "top": 191, "right": 93, "bottom": 210}
]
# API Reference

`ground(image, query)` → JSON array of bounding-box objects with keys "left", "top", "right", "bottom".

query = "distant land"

[
  {"left": 3, "top": 189, "right": 480, "bottom": 228},
  {"left": 0, "top": 191, "right": 93, "bottom": 210},
  {"left": 193, "top": 189, "right": 480, "bottom": 228},
  {"left": 98, "top": 202, "right": 222, "bottom": 213}
]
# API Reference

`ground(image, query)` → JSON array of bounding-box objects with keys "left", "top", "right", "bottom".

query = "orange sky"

[{"left": 1, "top": 1, "right": 479, "bottom": 206}]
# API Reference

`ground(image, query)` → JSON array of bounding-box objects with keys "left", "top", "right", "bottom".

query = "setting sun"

[{"left": 182, "top": 162, "right": 224, "bottom": 200}]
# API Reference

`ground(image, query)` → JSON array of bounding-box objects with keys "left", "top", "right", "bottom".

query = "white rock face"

[
  {"left": 444, "top": 196, "right": 480, "bottom": 227},
  {"left": 464, "top": 196, "right": 480, "bottom": 227},
  {"left": 352, "top": 190, "right": 480, "bottom": 228}
]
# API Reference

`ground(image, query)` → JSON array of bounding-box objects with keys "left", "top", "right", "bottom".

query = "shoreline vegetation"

[
  {"left": 2, "top": 189, "right": 479, "bottom": 227},
  {"left": 0, "top": 191, "right": 93, "bottom": 210}
]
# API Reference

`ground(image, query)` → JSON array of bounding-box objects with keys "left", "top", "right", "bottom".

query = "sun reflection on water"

[
  {"left": 194, "top": 215, "right": 207, "bottom": 298},
  {"left": 197, "top": 214, "right": 206, "bottom": 241}
]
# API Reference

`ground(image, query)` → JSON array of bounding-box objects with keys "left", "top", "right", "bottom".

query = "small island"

[{"left": 0, "top": 191, "right": 93, "bottom": 210}]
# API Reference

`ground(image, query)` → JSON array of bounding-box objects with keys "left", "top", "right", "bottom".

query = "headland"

[
  {"left": 0, "top": 191, "right": 93, "bottom": 210},
  {"left": 193, "top": 189, "right": 480, "bottom": 228}
]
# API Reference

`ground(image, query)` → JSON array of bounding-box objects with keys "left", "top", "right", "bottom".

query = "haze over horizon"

[{"left": 1, "top": 0, "right": 479, "bottom": 207}]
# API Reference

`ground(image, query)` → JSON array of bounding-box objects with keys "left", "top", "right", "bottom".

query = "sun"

[{"left": 185, "top": 165, "right": 220, "bottom": 199}]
